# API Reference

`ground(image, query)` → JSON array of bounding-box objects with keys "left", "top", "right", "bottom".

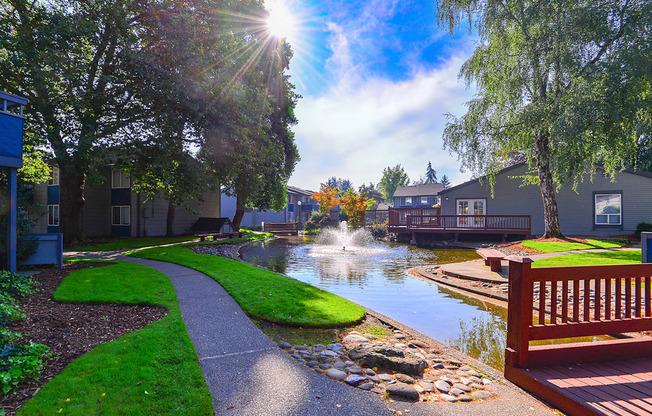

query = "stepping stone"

[
  {"left": 440, "top": 394, "right": 458, "bottom": 403},
  {"left": 306, "top": 361, "right": 319, "bottom": 368},
  {"left": 278, "top": 342, "right": 292, "bottom": 349},
  {"left": 472, "top": 391, "right": 494, "bottom": 400},
  {"left": 294, "top": 345, "right": 309, "bottom": 351},
  {"left": 435, "top": 380, "right": 450, "bottom": 393},
  {"left": 326, "top": 369, "right": 347, "bottom": 380},
  {"left": 358, "top": 382, "right": 374, "bottom": 390},
  {"left": 419, "top": 382, "right": 434, "bottom": 393},
  {"left": 327, "top": 343, "right": 344, "bottom": 352},
  {"left": 453, "top": 383, "right": 471, "bottom": 393},
  {"left": 363, "top": 333, "right": 378, "bottom": 340},
  {"left": 395, "top": 374, "right": 415, "bottom": 384},
  {"left": 450, "top": 388, "right": 464, "bottom": 396},
  {"left": 386, "top": 382, "right": 420, "bottom": 401},
  {"left": 378, "top": 373, "right": 393, "bottom": 382},
  {"left": 345, "top": 374, "right": 368, "bottom": 385},
  {"left": 343, "top": 334, "right": 369, "bottom": 343},
  {"left": 347, "top": 366, "right": 363, "bottom": 374},
  {"left": 459, "top": 394, "right": 473, "bottom": 402}
]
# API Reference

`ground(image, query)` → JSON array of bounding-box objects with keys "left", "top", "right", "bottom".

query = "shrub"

[
  {"left": 244, "top": 225, "right": 263, "bottom": 231},
  {"left": 0, "top": 272, "right": 49, "bottom": 395},
  {"left": 304, "top": 212, "right": 337, "bottom": 234},
  {"left": 635, "top": 222, "right": 652, "bottom": 238},
  {"left": 0, "top": 332, "right": 50, "bottom": 395}
]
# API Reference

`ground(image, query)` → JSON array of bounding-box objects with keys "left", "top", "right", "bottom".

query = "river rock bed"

[{"left": 278, "top": 330, "right": 496, "bottom": 404}]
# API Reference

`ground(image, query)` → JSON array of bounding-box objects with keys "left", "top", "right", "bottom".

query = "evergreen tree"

[
  {"left": 425, "top": 162, "right": 437, "bottom": 183},
  {"left": 440, "top": 175, "right": 451, "bottom": 190}
]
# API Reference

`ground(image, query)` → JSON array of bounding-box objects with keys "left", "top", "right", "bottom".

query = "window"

[
  {"left": 595, "top": 193, "right": 621, "bottom": 225},
  {"left": 112, "top": 170, "right": 130, "bottom": 188},
  {"left": 457, "top": 199, "right": 486, "bottom": 227},
  {"left": 404, "top": 197, "right": 412, "bottom": 206},
  {"left": 48, "top": 166, "right": 59, "bottom": 186},
  {"left": 112, "top": 206, "right": 130, "bottom": 226},
  {"left": 48, "top": 205, "right": 59, "bottom": 226},
  {"left": 421, "top": 197, "right": 428, "bottom": 205}
]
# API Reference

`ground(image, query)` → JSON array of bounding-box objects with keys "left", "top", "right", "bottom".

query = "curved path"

[{"left": 65, "top": 250, "right": 556, "bottom": 416}]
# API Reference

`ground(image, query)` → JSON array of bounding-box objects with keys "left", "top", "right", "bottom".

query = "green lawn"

[
  {"left": 71, "top": 231, "right": 274, "bottom": 252},
  {"left": 521, "top": 238, "right": 628, "bottom": 253},
  {"left": 532, "top": 250, "right": 641, "bottom": 268},
  {"left": 19, "top": 261, "right": 212, "bottom": 416},
  {"left": 128, "top": 245, "right": 365, "bottom": 327},
  {"left": 72, "top": 236, "right": 199, "bottom": 252}
]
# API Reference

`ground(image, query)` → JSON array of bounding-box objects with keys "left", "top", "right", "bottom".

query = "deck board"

[{"left": 522, "top": 357, "right": 652, "bottom": 415}]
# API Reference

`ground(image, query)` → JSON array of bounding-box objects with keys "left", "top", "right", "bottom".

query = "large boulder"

[{"left": 348, "top": 342, "right": 428, "bottom": 375}]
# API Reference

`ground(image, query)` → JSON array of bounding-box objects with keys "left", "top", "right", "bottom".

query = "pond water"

[{"left": 238, "top": 236, "right": 516, "bottom": 368}]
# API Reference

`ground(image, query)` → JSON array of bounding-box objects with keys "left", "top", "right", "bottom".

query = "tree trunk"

[
  {"left": 59, "top": 166, "right": 87, "bottom": 247},
  {"left": 232, "top": 194, "right": 245, "bottom": 230},
  {"left": 166, "top": 200, "right": 175, "bottom": 237},
  {"left": 535, "top": 132, "right": 563, "bottom": 238}
]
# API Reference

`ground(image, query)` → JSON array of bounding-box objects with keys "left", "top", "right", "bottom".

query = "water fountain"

[{"left": 310, "top": 222, "right": 386, "bottom": 257}]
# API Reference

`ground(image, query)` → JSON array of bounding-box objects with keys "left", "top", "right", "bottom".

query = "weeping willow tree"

[{"left": 437, "top": 0, "right": 652, "bottom": 237}]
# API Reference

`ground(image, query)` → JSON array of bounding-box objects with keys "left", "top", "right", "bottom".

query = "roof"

[
  {"left": 287, "top": 185, "right": 314, "bottom": 197},
  {"left": 439, "top": 162, "right": 652, "bottom": 195},
  {"left": 393, "top": 183, "right": 443, "bottom": 198}
]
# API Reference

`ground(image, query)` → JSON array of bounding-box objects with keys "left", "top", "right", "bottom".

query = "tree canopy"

[
  {"left": 378, "top": 165, "right": 410, "bottom": 203},
  {"left": 437, "top": 0, "right": 652, "bottom": 237},
  {"left": 440, "top": 174, "right": 451, "bottom": 190},
  {"left": 1, "top": 0, "right": 299, "bottom": 241},
  {"left": 326, "top": 177, "right": 353, "bottom": 192}
]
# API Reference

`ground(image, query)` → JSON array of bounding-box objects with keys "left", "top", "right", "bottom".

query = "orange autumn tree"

[
  {"left": 338, "top": 188, "right": 372, "bottom": 229},
  {"left": 312, "top": 184, "right": 339, "bottom": 215}
]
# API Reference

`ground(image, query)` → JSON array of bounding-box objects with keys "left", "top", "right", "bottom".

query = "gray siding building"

[
  {"left": 439, "top": 163, "right": 652, "bottom": 237},
  {"left": 393, "top": 183, "right": 443, "bottom": 207},
  {"left": 32, "top": 165, "right": 221, "bottom": 237},
  {"left": 221, "top": 186, "right": 318, "bottom": 227}
]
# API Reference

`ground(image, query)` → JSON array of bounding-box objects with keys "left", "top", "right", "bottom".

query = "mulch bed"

[{"left": 1, "top": 262, "right": 168, "bottom": 415}]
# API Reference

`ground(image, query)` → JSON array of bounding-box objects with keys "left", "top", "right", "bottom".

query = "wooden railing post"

[{"left": 506, "top": 256, "right": 534, "bottom": 368}]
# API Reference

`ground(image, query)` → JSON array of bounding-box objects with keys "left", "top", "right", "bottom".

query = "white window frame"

[
  {"left": 404, "top": 197, "right": 412, "bottom": 206},
  {"left": 112, "top": 170, "right": 131, "bottom": 189},
  {"left": 421, "top": 197, "right": 428, "bottom": 205},
  {"left": 48, "top": 166, "right": 59, "bottom": 186},
  {"left": 48, "top": 204, "right": 60, "bottom": 226},
  {"left": 595, "top": 193, "right": 622, "bottom": 225},
  {"left": 112, "top": 205, "right": 131, "bottom": 226}
]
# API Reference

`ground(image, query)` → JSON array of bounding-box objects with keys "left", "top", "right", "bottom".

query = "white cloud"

[{"left": 289, "top": 53, "right": 476, "bottom": 191}]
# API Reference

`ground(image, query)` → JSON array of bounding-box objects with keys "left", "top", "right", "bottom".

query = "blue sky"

[{"left": 266, "top": 0, "right": 478, "bottom": 191}]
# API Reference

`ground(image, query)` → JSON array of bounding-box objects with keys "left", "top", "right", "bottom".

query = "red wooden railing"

[
  {"left": 505, "top": 258, "right": 652, "bottom": 369},
  {"left": 388, "top": 208, "right": 531, "bottom": 234}
]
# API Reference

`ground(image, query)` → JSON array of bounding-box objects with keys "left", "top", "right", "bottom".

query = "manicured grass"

[
  {"left": 19, "top": 261, "right": 212, "bottom": 416},
  {"left": 532, "top": 250, "right": 641, "bottom": 268},
  {"left": 71, "top": 231, "right": 274, "bottom": 252},
  {"left": 129, "top": 245, "right": 366, "bottom": 327},
  {"left": 522, "top": 238, "right": 629, "bottom": 253},
  {"left": 73, "top": 236, "right": 198, "bottom": 252}
]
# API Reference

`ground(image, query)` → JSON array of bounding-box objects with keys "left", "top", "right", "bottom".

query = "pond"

[{"left": 239, "top": 236, "right": 515, "bottom": 368}]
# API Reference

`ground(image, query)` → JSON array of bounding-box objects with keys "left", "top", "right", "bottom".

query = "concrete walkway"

[{"left": 65, "top": 251, "right": 557, "bottom": 416}]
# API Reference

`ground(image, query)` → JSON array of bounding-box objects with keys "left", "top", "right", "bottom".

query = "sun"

[{"left": 265, "top": 1, "right": 297, "bottom": 41}]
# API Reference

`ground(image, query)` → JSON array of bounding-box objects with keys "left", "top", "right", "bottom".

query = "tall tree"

[
  {"left": 424, "top": 162, "right": 437, "bottom": 183},
  {"left": 437, "top": 0, "right": 652, "bottom": 237},
  {"left": 326, "top": 177, "right": 353, "bottom": 192},
  {"left": 1, "top": 0, "right": 140, "bottom": 245},
  {"left": 358, "top": 182, "right": 384, "bottom": 204},
  {"left": 440, "top": 174, "right": 451, "bottom": 190},
  {"left": 378, "top": 164, "right": 410, "bottom": 203}
]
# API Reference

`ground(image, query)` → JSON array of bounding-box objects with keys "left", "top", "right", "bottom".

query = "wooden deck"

[
  {"left": 505, "top": 258, "right": 652, "bottom": 416},
  {"left": 507, "top": 357, "right": 652, "bottom": 415},
  {"left": 387, "top": 207, "right": 531, "bottom": 240}
]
